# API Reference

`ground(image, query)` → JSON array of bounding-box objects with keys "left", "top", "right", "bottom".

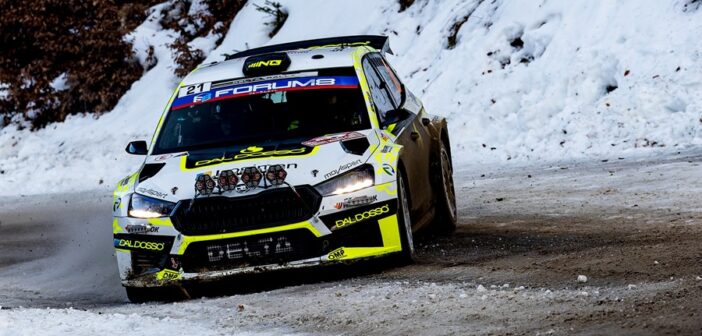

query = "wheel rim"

[
  {"left": 399, "top": 174, "right": 414, "bottom": 254},
  {"left": 440, "top": 148, "right": 457, "bottom": 220}
]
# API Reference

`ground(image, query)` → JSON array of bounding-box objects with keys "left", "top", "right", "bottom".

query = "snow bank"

[
  {"left": 0, "top": 0, "right": 700, "bottom": 196},
  {"left": 0, "top": 308, "right": 288, "bottom": 336}
]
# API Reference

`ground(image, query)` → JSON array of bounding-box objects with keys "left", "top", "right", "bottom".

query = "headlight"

[
  {"left": 315, "top": 164, "right": 374, "bottom": 196},
  {"left": 128, "top": 193, "right": 176, "bottom": 218}
]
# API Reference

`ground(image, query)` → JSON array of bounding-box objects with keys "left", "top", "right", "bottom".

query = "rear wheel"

[
  {"left": 433, "top": 142, "right": 457, "bottom": 234},
  {"left": 397, "top": 169, "right": 415, "bottom": 263}
]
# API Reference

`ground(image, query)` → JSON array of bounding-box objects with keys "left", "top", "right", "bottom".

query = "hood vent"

[
  {"left": 138, "top": 163, "right": 165, "bottom": 183},
  {"left": 340, "top": 137, "right": 370, "bottom": 156}
]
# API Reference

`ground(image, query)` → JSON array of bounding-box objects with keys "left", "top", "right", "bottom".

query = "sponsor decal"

[
  {"left": 302, "top": 132, "right": 365, "bottom": 147},
  {"left": 170, "top": 76, "right": 360, "bottom": 110},
  {"left": 241, "top": 146, "right": 264, "bottom": 153},
  {"left": 334, "top": 195, "right": 378, "bottom": 209},
  {"left": 113, "top": 234, "right": 173, "bottom": 252},
  {"left": 242, "top": 53, "right": 291, "bottom": 76},
  {"left": 311, "top": 169, "right": 319, "bottom": 177},
  {"left": 113, "top": 198, "right": 121, "bottom": 212},
  {"left": 137, "top": 187, "right": 168, "bottom": 199},
  {"left": 334, "top": 204, "right": 390, "bottom": 229},
  {"left": 212, "top": 71, "right": 318, "bottom": 88},
  {"left": 125, "top": 224, "right": 159, "bottom": 234},
  {"left": 153, "top": 152, "right": 186, "bottom": 162},
  {"left": 153, "top": 154, "right": 173, "bottom": 162},
  {"left": 380, "top": 145, "right": 393, "bottom": 153},
  {"left": 328, "top": 247, "right": 346, "bottom": 261},
  {"left": 115, "top": 239, "right": 165, "bottom": 251},
  {"left": 157, "top": 269, "right": 181, "bottom": 281},
  {"left": 345, "top": 195, "right": 377, "bottom": 207},
  {"left": 193, "top": 92, "right": 212, "bottom": 103},
  {"left": 382, "top": 164, "right": 395, "bottom": 176},
  {"left": 171, "top": 187, "right": 178, "bottom": 195},
  {"left": 247, "top": 59, "right": 282, "bottom": 68},
  {"left": 324, "top": 159, "right": 362, "bottom": 179},
  {"left": 320, "top": 200, "right": 397, "bottom": 231},
  {"left": 178, "top": 82, "right": 212, "bottom": 98},
  {"left": 206, "top": 236, "right": 293, "bottom": 262},
  {"left": 187, "top": 145, "right": 313, "bottom": 168}
]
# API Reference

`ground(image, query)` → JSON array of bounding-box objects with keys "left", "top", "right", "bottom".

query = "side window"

[
  {"left": 362, "top": 56, "right": 395, "bottom": 123},
  {"left": 370, "top": 54, "right": 403, "bottom": 106}
]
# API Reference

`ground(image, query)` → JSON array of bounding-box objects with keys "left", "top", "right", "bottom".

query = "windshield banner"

[{"left": 171, "top": 76, "right": 359, "bottom": 110}]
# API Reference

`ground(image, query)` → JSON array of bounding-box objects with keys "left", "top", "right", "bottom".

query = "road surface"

[{"left": 1, "top": 152, "right": 701, "bottom": 335}]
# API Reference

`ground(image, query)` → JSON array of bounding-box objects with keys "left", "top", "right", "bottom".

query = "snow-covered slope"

[{"left": 0, "top": 0, "right": 700, "bottom": 196}]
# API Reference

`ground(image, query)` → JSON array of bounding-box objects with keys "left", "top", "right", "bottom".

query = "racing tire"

[
  {"left": 396, "top": 169, "right": 416, "bottom": 263},
  {"left": 432, "top": 142, "right": 457, "bottom": 234}
]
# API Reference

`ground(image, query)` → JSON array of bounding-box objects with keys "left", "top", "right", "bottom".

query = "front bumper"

[{"left": 113, "top": 183, "right": 402, "bottom": 288}]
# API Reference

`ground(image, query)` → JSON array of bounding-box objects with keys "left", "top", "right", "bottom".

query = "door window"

[
  {"left": 369, "top": 53, "right": 403, "bottom": 106},
  {"left": 362, "top": 56, "right": 395, "bottom": 124}
]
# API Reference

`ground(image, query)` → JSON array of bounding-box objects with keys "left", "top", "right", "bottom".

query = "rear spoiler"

[{"left": 226, "top": 35, "right": 392, "bottom": 60}]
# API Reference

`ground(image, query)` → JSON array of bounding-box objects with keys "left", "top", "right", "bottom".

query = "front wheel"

[
  {"left": 433, "top": 142, "right": 457, "bottom": 234},
  {"left": 397, "top": 169, "right": 415, "bottom": 263}
]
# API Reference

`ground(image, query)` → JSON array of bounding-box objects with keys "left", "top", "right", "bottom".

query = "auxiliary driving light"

[
  {"left": 195, "top": 174, "right": 216, "bottom": 195},
  {"left": 265, "top": 165, "right": 287, "bottom": 186},
  {"left": 240, "top": 167, "right": 262, "bottom": 188},
  {"left": 217, "top": 170, "right": 238, "bottom": 192}
]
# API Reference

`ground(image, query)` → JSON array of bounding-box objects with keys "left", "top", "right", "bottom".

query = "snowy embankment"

[{"left": 0, "top": 0, "right": 700, "bottom": 196}]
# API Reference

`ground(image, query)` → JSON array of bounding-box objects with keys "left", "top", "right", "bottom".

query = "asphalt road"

[{"left": 1, "top": 151, "right": 701, "bottom": 335}]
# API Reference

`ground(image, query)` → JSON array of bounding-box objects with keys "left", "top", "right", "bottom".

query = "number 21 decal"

[{"left": 178, "top": 82, "right": 211, "bottom": 97}]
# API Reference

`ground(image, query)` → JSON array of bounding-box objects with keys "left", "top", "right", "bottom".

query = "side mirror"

[{"left": 125, "top": 141, "right": 148, "bottom": 155}]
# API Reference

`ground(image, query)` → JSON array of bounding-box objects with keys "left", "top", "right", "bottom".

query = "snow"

[
  {"left": 0, "top": 309, "right": 220, "bottom": 336},
  {"left": 1, "top": 153, "right": 701, "bottom": 334},
  {"left": 49, "top": 73, "right": 69, "bottom": 92},
  {"left": 0, "top": 1, "right": 700, "bottom": 194},
  {"left": 0, "top": 308, "right": 291, "bottom": 336},
  {"left": 0, "top": 279, "right": 680, "bottom": 336}
]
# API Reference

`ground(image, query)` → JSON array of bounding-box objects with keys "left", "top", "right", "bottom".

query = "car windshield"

[{"left": 153, "top": 75, "right": 370, "bottom": 154}]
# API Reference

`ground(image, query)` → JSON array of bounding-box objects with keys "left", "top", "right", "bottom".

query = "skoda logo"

[{"left": 241, "top": 146, "right": 264, "bottom": 153}]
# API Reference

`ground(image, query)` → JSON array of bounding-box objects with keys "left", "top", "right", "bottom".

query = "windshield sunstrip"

[{"left": 171, "top": 76, "right": 360, "bottom": 111}]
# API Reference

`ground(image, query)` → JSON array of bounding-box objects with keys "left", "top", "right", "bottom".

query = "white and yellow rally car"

[{"left": 113, "top": 36, "right": 456, "bottom": 302}]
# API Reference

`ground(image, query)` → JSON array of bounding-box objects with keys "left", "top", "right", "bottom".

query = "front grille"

[
  {"left": 172, "top": 186, "right": 321, "bottom": 235},
  {"left": 131, "top": 252, "right": 167, "bottom": 276},
  {"left": 181, "top": 229, "right": 321, "bottom": 272}
]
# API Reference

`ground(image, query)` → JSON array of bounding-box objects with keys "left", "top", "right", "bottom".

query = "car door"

[{"left": 362, "top": 53, "right": 433, "bottom": 220}]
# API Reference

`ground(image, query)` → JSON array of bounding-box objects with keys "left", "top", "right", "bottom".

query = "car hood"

[{"left": 134, "top": 130, "right": 380, "bottom": 203}]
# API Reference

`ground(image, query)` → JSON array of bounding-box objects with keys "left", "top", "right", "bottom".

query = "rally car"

[{"left": 113, "top": 35, "right": 456, "bottom": 302}]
